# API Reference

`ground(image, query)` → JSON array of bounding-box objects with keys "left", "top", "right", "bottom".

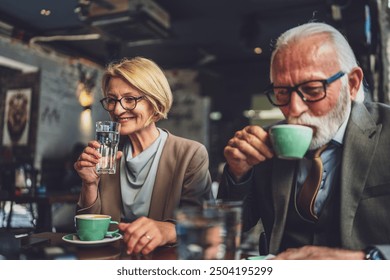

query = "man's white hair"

[{"left": 270, "top": 22, "right": 364, "bottom": 102}]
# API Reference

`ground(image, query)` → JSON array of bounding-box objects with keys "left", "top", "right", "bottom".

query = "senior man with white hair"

[{"left": 219, "top": 22, "right": 390, "bottom": 260}]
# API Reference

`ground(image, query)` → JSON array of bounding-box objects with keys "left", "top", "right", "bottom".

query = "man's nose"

[{"left": 288, "top": 91, "right": 309, "bottom": 117}]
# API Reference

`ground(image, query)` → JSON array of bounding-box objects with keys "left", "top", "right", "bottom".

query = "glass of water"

[
  {"left": 175, "top": 207, "right": 226, "bottom": 260},
  {"left": 95, "top": 121, "right": 121, "bottom": 174},
  {"left": 204, "top": 199, "right": 243, "bottom": 259}
]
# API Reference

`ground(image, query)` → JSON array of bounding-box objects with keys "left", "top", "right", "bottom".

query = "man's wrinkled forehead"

[{"left": 271, "top": 36, "right": 338, "bottom": 78}]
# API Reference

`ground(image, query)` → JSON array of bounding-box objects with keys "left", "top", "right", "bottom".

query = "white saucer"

[{"left": 62, "top": 233, "right": 122, "bottom": 247}]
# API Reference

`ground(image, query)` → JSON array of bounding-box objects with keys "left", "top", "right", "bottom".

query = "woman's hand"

[
  {"left": 119, "top": 217, "right": 177, "bottom": 256},
  {"left": 73, "top": 140, "right": 122, "bottom": 207},
  {"left": 74, "top": 140, "right": 101, "bottom": 184},
  {"left": 74, "top": 140, "right": 123, "bottom": 184}
]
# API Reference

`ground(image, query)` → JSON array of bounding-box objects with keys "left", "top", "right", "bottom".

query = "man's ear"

[{"left": 348, "top": 67, "right": 364, "bottom": 100}]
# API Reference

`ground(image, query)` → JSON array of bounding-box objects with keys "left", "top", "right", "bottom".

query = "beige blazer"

[{"left": 77, "top": 130, "right": 212, "bottom": 222}]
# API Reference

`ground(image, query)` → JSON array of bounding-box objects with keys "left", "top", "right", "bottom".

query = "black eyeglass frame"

[
  {"left": 265, "top": 71, "right": 346, "bottom": 107},
  {"left": 100, "top": 96, "right": 145, "bottom": 112}
]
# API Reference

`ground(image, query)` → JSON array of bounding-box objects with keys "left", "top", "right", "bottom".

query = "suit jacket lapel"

[
  {"left": 148, "top": 132, "right": 175, "bottom": 220},
  {"left": 340, "top": 102, "right": 381, "bottom": 246},
  {"left": 269, "top": 158, "right": 297, "bottom": 253},
  {"left": 100, "top": 167, "right": 123, "bottom": 222}
]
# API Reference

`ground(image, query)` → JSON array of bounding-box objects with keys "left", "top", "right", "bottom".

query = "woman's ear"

[{"left": 348, "top": 67, "right": 364, "bottom": 100}]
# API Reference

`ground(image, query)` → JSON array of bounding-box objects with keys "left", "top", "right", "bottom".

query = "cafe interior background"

[{"left": 0, "top": 0, "right": 389, "bottom": 241}]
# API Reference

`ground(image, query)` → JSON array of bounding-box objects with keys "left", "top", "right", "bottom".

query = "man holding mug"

[{"left": 218, "top": 22, "right": 390, "bottom": 259}]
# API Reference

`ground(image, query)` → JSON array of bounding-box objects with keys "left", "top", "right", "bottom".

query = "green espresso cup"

[
  {"left": 75, "top": 214, "right": 119, "bottom": 241},
  {"left": 269, "top": 124, "right": 313, "bottom": 159}
]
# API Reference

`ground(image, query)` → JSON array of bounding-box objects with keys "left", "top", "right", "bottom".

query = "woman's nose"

[{"left": 113, "top": 100, "right": 126, "bottom": 114}]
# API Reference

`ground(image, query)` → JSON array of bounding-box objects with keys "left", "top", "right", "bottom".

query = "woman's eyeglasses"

[{"left": 100, "top": 96, "right": 145, "bottom": 112}]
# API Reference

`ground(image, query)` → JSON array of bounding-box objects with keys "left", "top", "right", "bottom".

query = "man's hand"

[
  {"left": 272, "top": 245, "right": 365, "bottom": 260},
  {"left": 224, "top": 125, "right": 274, "bottom": 181}
]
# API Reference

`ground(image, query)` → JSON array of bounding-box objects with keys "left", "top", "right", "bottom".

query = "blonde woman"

[{"left": 75, "top": 57, "right": 212, "bottom": 255}]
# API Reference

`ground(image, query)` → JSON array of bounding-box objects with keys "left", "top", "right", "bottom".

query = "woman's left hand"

[{"left": 119, "top": 217, "right": 177, "bottom": 255}]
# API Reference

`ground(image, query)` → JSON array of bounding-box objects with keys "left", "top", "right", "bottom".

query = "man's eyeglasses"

[
  {"left": 265, "top": 71, "right": 345, "bottom": 107},
  {"left": 100, "top": 96, "right": 145, "bottom": 112}
]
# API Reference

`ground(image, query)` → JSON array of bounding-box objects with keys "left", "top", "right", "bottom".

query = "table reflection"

[{"left": 22, "top": 232, "right": 177, "bottom": 260}]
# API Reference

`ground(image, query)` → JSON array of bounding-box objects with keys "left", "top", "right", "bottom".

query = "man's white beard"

[{"left": 287, "top": 83, "right": 351, "bottom": 150}]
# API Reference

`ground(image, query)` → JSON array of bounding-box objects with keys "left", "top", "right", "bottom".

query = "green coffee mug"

[
  {"left": 75, "top": 214, "right": 119, "bottom": 241},
  {"left": 269, "top": 124, "right": 313, "bottom": 159}
]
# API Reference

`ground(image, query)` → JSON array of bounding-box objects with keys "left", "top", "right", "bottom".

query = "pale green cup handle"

[{"left": 107, "top": 220, "right": 119, "bottom": 236}]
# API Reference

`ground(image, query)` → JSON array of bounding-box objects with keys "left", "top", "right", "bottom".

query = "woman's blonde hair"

[{"left": 102, "top": 57, "right": 173, "bottom": 125}]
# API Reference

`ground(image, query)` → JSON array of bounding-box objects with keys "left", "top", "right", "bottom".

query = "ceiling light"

[
  {"left": 253, "top": 47, "right": 262, "bottom": 55},
  {"left": 209, "top": 111, "right": 222, "bottom": 121},
  {"left": 40, "top": 9, "right": 51, "bottom": 16}
]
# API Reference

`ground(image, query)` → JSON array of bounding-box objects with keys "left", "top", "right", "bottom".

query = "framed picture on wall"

[
  {"left": 2, "top": 88, "right": 32, "bottom": 146},
  {"left": 0, "top": 72, "right": 40, "bottom": 163}
]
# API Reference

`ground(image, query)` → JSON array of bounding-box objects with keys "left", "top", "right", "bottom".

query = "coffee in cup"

[
  {"left": 75, "top": 214, "right": 119, "bottom": 241},
  {"left": 269, "top": 124, "right": 313, "bottom": 159}
]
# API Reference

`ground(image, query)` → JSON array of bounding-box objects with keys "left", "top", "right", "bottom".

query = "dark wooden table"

[
  {"left": 0, "top": 191, "right": 79, "bottom": 232},
  {"left": 23, "top": 232, "right": 177, "bottom": 260}
]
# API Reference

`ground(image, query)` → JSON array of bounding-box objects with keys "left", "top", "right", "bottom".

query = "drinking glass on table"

[
  {"left": 175, "top": 207, "right": 226, "bottom": 260},
  {"left": 204, "top": 199, "right": 243, "bottom": 259},
  {"left": 95, "top": 121, "right": 121, "bottom": 174}
]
